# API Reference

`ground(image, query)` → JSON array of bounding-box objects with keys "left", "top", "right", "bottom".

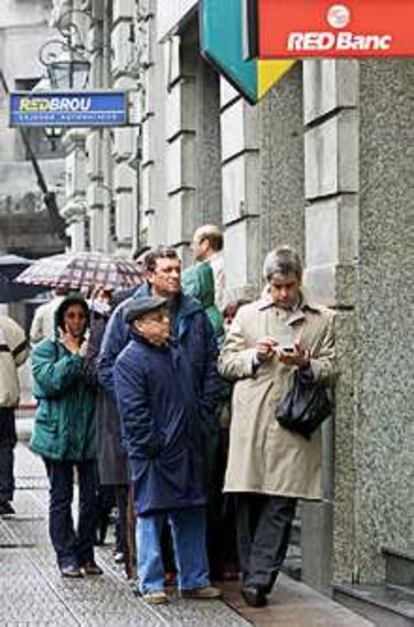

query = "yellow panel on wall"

[{"left": 257, "top": 60, "right": 296, "bottom": 100}]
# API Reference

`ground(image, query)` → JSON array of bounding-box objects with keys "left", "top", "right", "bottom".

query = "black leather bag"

[{"left": 275, "top": 369, "right": 332, "bottom": 439}]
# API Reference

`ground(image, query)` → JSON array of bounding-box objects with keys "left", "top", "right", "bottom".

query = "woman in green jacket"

[{"left": 30, "top": 293, "right": 101, "bottom": 578}]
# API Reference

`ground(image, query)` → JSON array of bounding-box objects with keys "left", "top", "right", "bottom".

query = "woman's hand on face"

[
  {"left": 59, "top": 330, "right": 82, "bottom": 355},
  {"left": 77, "top": 339, "right": 88, "bottom": 358}
]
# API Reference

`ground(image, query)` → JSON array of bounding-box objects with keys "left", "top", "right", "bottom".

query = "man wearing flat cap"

[
  {"left": 114, "top": 295, "right": 221, "bottom": 604},
  {"left": 97, "top": 245, "right": 224, "bottom": 592}
]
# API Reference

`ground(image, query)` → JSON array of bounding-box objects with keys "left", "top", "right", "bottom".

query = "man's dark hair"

[
  {"left": 144, "top": 246, "right": 179, "bottom": 272},
  {"left": 132, "top": 246, "right": 151, "bottom": 261}
]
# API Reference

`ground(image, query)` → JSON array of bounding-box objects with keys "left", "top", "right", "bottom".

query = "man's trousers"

[
  {"left": 236, "top": 493, "right": 297, "bottom": 593},
  {"left": 0, "top": 408, "right": 17, "bottom": 503}
]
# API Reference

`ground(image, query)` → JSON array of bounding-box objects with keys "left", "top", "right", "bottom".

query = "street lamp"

[
  {"left": 38, "top": 8, "right": 94, "bottom": 90},
  {"left": 38, "top": 38, "right": 91, "bottom": 90}
]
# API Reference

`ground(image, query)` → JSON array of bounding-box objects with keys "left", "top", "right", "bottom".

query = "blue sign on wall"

[{"left": 9, "top": 91, "right": 127, "bottom": 127}]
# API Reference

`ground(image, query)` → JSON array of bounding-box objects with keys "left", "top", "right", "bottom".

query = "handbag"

[{"left": 275, "top": 368, "right": 332, "bottom": 439}]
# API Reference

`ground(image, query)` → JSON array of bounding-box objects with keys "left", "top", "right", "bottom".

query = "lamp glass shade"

[{"left": 47, "top": 58, "right": 90, "bottom": 89}]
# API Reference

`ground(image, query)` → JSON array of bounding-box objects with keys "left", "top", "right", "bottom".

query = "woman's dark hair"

[{"left": 56, "top": 294, "right": 90, "bottom": 331}]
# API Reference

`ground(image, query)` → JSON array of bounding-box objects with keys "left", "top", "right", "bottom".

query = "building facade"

[
  {"left": 0, "top": 0, "right": 66, "bottom": 258},
  {"left": 49, "top": 0, "right": 413, "bottom": 608}
]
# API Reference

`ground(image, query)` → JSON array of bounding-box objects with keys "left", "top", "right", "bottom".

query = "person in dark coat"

[
  {"left": 114, "top": 296, "right": 221, "bottom": 605},
  {"left": 97, "top": 246, "right": 224, "bottom": 500},
  {"left": 87, "top": 286, "right": 142, "bottom": 570},
  {"left": 85, "top": 289, "right": 125, "bottom": 549},
  {"left": 97, "top": 246, "right": 225, "bottom": 585}
]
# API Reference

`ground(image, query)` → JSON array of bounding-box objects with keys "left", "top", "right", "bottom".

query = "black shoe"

[
  {"left": 82, "top": 561, "right": 103, "bottom": 575},
  {"left": 60, "top": 564, "right": 84, "bottom": 578},
  {"left": 113, "top": 551, "right": 125, "bottom": 564},
  {"left": 241, "top": 586, "right": 267, "bottom": 607},
  {"left": 0, "top": 501, "right": 15, "bottom": 516}
]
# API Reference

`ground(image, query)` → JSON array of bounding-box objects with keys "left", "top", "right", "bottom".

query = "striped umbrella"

[{"left": 14, "top": 252, "right": 143, "bottom": 291}]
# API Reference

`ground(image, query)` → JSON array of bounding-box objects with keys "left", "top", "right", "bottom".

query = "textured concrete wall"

[
  {"left": 354, "top": 59, "right": 414, "bottom": 582},
  {"left": 302, "top": 59, "right": 360, "bottom": 591},
  {"left": 259, "top": 62, "right": 304, "bottom": 267},
  {"left": 195, "top": 57, "right": 221, "bottom": 227}
]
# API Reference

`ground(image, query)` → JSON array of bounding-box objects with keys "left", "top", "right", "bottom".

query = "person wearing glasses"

[
  {"left": 114, "top": 296, "right": 221, "bottom": 605},
  {"left": 97, "top": 246, "right": 225, "bottom": 594}
]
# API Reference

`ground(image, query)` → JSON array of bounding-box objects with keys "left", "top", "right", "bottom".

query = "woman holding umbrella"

[{"left": 30, "top": 293, "right": 102, "bottom": 578}]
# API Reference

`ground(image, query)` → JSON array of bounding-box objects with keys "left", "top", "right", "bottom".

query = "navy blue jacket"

[
  {"left": 97, "top": 282, "right": 224, "bottom": 431},
  {"left": 114, "top": 332, "right": 206, "bottom": 515}
]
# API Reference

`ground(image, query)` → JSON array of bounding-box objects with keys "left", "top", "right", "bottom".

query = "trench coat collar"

[{"left": 257, "top": 292, "right": 323, "bottom": 326}]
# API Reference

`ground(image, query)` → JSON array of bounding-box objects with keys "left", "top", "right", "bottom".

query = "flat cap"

[{"left": 125, "top": 296, "right": 167, "bottom": 324}]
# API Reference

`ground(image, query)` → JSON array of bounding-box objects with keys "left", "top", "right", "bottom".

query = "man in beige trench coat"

[{"left": 219, "top": 246, "right": 335, "bottom": 607}]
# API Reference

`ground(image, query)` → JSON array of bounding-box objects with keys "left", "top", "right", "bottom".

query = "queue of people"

[{"left": 1, "top": 229, "right": 335, "bottom": 609}]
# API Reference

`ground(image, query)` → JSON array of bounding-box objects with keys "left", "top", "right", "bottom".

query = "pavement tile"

[
  {"left": 1, "top": 442, "right": 249, "bottom": 626},
  {"left": 0, "top": 550, "right": 78, "bottom": 626},
  {"left": 2, "top": 436, "right": 374, "bottom": 626}
]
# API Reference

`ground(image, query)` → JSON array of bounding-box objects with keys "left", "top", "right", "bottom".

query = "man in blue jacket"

[
  {"left": 114, "top": 296, "right": 221, "bottom": 604},
  {"left": 97, "top": 246, "right": 224, "bottom": 583},
  {"left": 97, "top": 246, "right": 222, "bottom": 421}
]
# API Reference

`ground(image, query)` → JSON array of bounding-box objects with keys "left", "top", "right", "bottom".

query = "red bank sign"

[{"left": 258, "top": 0, "right": 414, "bottom": 58}]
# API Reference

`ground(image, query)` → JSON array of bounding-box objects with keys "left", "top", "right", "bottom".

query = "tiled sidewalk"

[{"left": 0, "top": 431, "right": 373, "bottom": 626}]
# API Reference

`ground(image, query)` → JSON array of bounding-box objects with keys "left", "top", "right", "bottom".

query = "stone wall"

[
  {"left": 353, "top": 59, "right": 414, "bottom": 582},
  {"left": 259, "top": 62, "right": 304, "bottom": 273}
]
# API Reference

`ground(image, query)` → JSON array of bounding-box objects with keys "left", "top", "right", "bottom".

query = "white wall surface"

[{"left": 157, "top": 0, "right": 198, "bottom": 41}]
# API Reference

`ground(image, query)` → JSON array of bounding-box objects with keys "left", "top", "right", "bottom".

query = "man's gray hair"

[{"left": 263, "top": 246, "right": 303, "bottom": 281}]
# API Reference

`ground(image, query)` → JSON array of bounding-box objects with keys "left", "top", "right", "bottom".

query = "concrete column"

[
  {"left": 140, "top": 8, "right": 221, "bottom": 259},
  {"left": 220, "top": 78, "right": 260, "bottom": 300},
  {"left": 259, "top": 62, "right": 304, "bottom": 261},
  {"left": 85, "top": 129, "right": 105, "bottom": 252},
  {"left": 111, "top": 0, "right": 140, "bottom": 254},
  {"left": 62, "top": 129, "right": 88, "bottom": 252},
  {"left": 67, "top": 218, "right": 87, "bottom": 252},
  {"left": 302, "top": 59, "right": 359, "bottom": 591},
  {"left": 82, "top": 0, "right": 114, "bottom": 253},
  {"left": 164, "top": 29, "right": 197, "bottom": 260},
  {"left": 139, "top": 0, "right": 168, "bottom": 246}
]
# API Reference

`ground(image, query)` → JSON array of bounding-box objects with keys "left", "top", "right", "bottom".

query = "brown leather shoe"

[
  {"left": 82, "top": 561, "right": 103, "bottom": 575},
  {"left": 142, "top": 590, "right": 168, "bottom": 604},
  {"left": 180, "top": 586, "right": 222, "bottom": 600}
]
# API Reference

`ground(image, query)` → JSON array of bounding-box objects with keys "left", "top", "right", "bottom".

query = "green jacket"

[
  {"left": 182, "top": 261, "right": 224, "bottom": 338},
  {"left": 30, "top": 332, "right": 96, "bottom": 462}
]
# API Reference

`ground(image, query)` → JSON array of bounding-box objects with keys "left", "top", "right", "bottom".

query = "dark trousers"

[
  {"left": 44, "top": 458, "right": 99, "bottom": 569},
  {"left": 115, "top": 484, "right": 128, "bottom": 556},
  {"left": 236, "top": 493, "right": 297, "bottom": 593},
  {"left": 0, "top": 408, "right": 17, "bottom": 503}
]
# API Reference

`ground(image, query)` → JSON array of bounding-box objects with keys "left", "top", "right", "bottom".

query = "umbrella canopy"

[
  {"left": 0, "top": 254, "right": 43, "bottom": 302},
  {"left": 0, "top": 254, "right": 33, "bottom": 279},
  {"left": 14, "top": 252, "right": 143, "bottom": 291}
]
